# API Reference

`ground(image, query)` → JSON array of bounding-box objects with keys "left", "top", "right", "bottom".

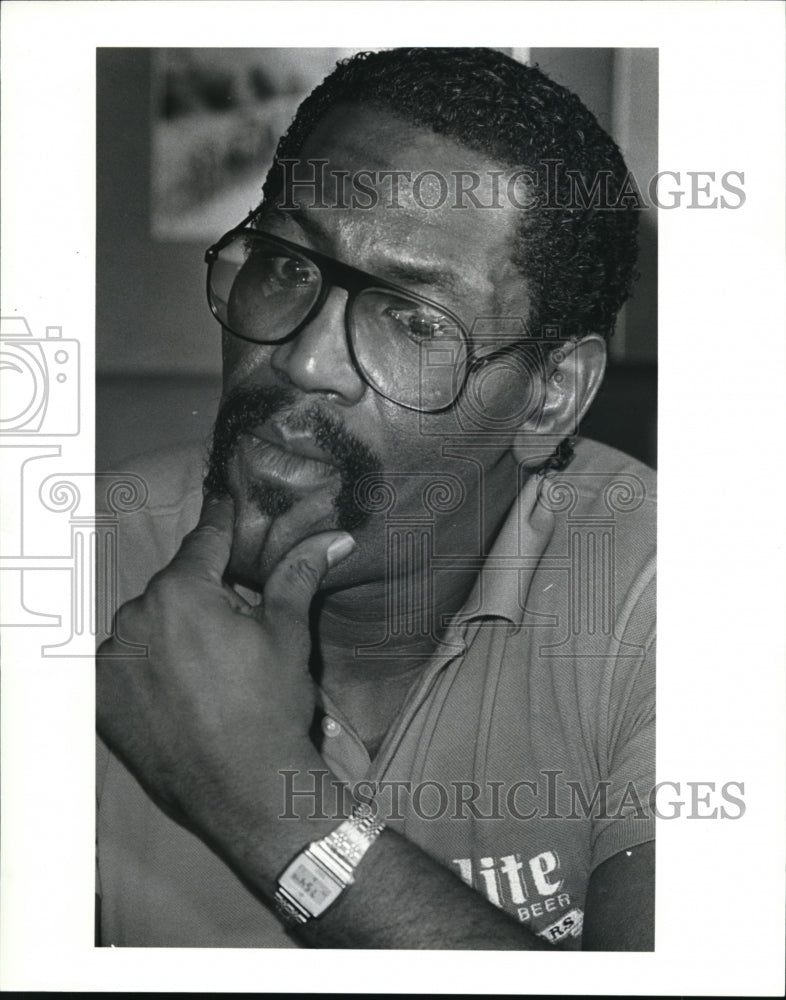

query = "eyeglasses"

[{"left": 205, "top": 215, "right": 474, "bottom": 412}]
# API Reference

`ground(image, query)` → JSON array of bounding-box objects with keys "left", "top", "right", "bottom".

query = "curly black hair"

[{"left": 260, "top": 48, "right": 640, "bottom": 471}]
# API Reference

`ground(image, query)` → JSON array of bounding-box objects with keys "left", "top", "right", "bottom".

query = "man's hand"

[{"left": 96, "top": 493, "right": 355, "bottom": 873}]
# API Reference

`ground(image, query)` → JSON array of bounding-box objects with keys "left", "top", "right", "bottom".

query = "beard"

[{"left": 203, "top": 385, "right": 382, "bottom": 532}]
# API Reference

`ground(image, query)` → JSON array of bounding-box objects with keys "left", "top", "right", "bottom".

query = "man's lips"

[
  {"left": 256, "top": 419, "right": 337, "bottom": 465},
  {"left": 237, "top": 421, "right": 339, "bottom": 490}
]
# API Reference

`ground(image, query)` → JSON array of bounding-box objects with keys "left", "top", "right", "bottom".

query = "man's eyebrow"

[
  {"left": 254, "top": 204, "right": 460, "bottom": 296},
  {"left": 375, "top": 260, "right": 460, "bottom": 296},
  {"left": 254, "top": 203, "right": 328, "bottom": 242}
]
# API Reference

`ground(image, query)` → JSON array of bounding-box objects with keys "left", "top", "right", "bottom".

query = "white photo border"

[{"left": 1, "top": 1, "right": 784, "bottom": 994}]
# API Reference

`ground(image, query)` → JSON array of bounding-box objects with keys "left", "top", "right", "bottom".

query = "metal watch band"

[
  {"left": 274, "top": 803, "right": 385, "bottom": 926},
  {"left": 324, "top": 802, "right": 385, "bottom": 866}
]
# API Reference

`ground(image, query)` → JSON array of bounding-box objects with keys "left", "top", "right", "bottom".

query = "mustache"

[
  {"left": 203, "top": 384, "right": 292, "bottom": 498},
  {"left": 204, "top": 385, "right": 382, "bottom": 531}
]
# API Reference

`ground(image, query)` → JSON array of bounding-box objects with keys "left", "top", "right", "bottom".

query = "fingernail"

[{"left": 326, "top": 533, "right": 356, "bottom": 567}]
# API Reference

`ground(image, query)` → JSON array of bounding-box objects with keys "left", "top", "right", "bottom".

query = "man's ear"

[{"left": 523, "top": 333, "right": 607, "bottom": 438}]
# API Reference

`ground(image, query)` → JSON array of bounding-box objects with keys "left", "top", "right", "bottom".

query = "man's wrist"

[{"left": 210, "top": 750, "right": 361, "bottom": 900}]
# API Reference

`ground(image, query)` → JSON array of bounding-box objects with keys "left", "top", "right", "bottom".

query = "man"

[{"left": 96, "top": 47, "right": 655, "bottom": 950}]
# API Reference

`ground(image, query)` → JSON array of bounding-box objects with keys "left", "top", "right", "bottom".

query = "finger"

[
  {"left": 171, "top": 493, "right": 234, "bottom": 580},
  {"left": 262, "top": 531, "right": 355, "bottom": 632}
]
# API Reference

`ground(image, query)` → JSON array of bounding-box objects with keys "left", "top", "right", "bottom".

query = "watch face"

[
  {"left": 281, "top": 858, "right": 342, "bottom": 917},
  {"left": 291, "top": 863, "right": 332, "bottom": 906}
]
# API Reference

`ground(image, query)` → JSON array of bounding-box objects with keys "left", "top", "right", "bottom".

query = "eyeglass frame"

[{"left": 204, "top": 208, "right": 525, "bottom": 413}]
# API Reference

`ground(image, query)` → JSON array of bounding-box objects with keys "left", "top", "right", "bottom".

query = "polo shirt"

[{"left": 96, "top": 437, "right": 656, "bottom": 948}]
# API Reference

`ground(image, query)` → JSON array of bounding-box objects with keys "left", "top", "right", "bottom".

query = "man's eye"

[
  {"left": 242, "top": 249, "right": 318, "bottom": 289},
  {"left": 385, "top": 306, "right": 453, "bottom": 341},
  {"left": 266, "top": 256, "right": 318, "bottom": 286}
]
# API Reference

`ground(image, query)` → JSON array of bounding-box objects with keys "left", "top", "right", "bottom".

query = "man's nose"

[{"left": 268, "top": 287, "right": 366, "bottom": 405}]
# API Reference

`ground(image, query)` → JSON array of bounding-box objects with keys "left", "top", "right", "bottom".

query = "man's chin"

[
  {"left": 245, "top": 480, "right": 297, "bottom": 519},
  {"left": 225, "top": 478, "right": 342, "bottom": 591}
]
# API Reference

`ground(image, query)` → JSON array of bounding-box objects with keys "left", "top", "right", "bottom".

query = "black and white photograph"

[
  {"left": 95, "top": 44, "right": 658, "bottom": 951},
  {"left": 1, "top": 1, "right": 784, "bottom": 994}
]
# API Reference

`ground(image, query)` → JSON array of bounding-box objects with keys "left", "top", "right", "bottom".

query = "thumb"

[
  {"left": 262, "top": 531, "right": 356, "bottom": 629},
  {"left": 171, "top": 492, "right": 234, "bottom": 581}
]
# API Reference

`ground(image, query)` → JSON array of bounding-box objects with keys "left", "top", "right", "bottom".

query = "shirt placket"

[{"left": 316, "top": 619, "right": 493, "bottom": 800}]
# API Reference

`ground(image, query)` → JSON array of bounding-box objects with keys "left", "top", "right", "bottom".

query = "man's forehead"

[{"left": 274, "top": 103, "right": 525, "bottom": 261}]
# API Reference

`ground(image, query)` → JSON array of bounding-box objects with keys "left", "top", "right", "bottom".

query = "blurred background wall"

[{"left": 96, "top": 47, "right": 657, "bottom": 469}]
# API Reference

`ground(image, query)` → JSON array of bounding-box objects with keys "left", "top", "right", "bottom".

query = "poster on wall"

[{"left": 152, "top": 48, "right": 352, "bottom": 239}]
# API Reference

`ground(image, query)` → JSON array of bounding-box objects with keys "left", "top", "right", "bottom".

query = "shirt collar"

[{"left": 450, "top": 472, "right": 555, "bottom": 630}]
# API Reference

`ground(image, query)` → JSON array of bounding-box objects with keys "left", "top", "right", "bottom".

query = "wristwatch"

[{"left": 274, "top": 803, "right": 385, "bottom": 926}]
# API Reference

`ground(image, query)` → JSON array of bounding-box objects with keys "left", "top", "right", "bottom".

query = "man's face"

[{"left": 208, "top": 104, "right": 534, "bottom": 595}]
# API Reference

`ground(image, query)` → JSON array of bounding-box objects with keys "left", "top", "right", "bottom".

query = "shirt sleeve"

[{"left": 590, "top": 572, "right": 656, "bottom": 870}]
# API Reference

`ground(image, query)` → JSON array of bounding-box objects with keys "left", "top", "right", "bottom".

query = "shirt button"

[{"left": 322, "top": 716, "right": 342, "bottom": 738}]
